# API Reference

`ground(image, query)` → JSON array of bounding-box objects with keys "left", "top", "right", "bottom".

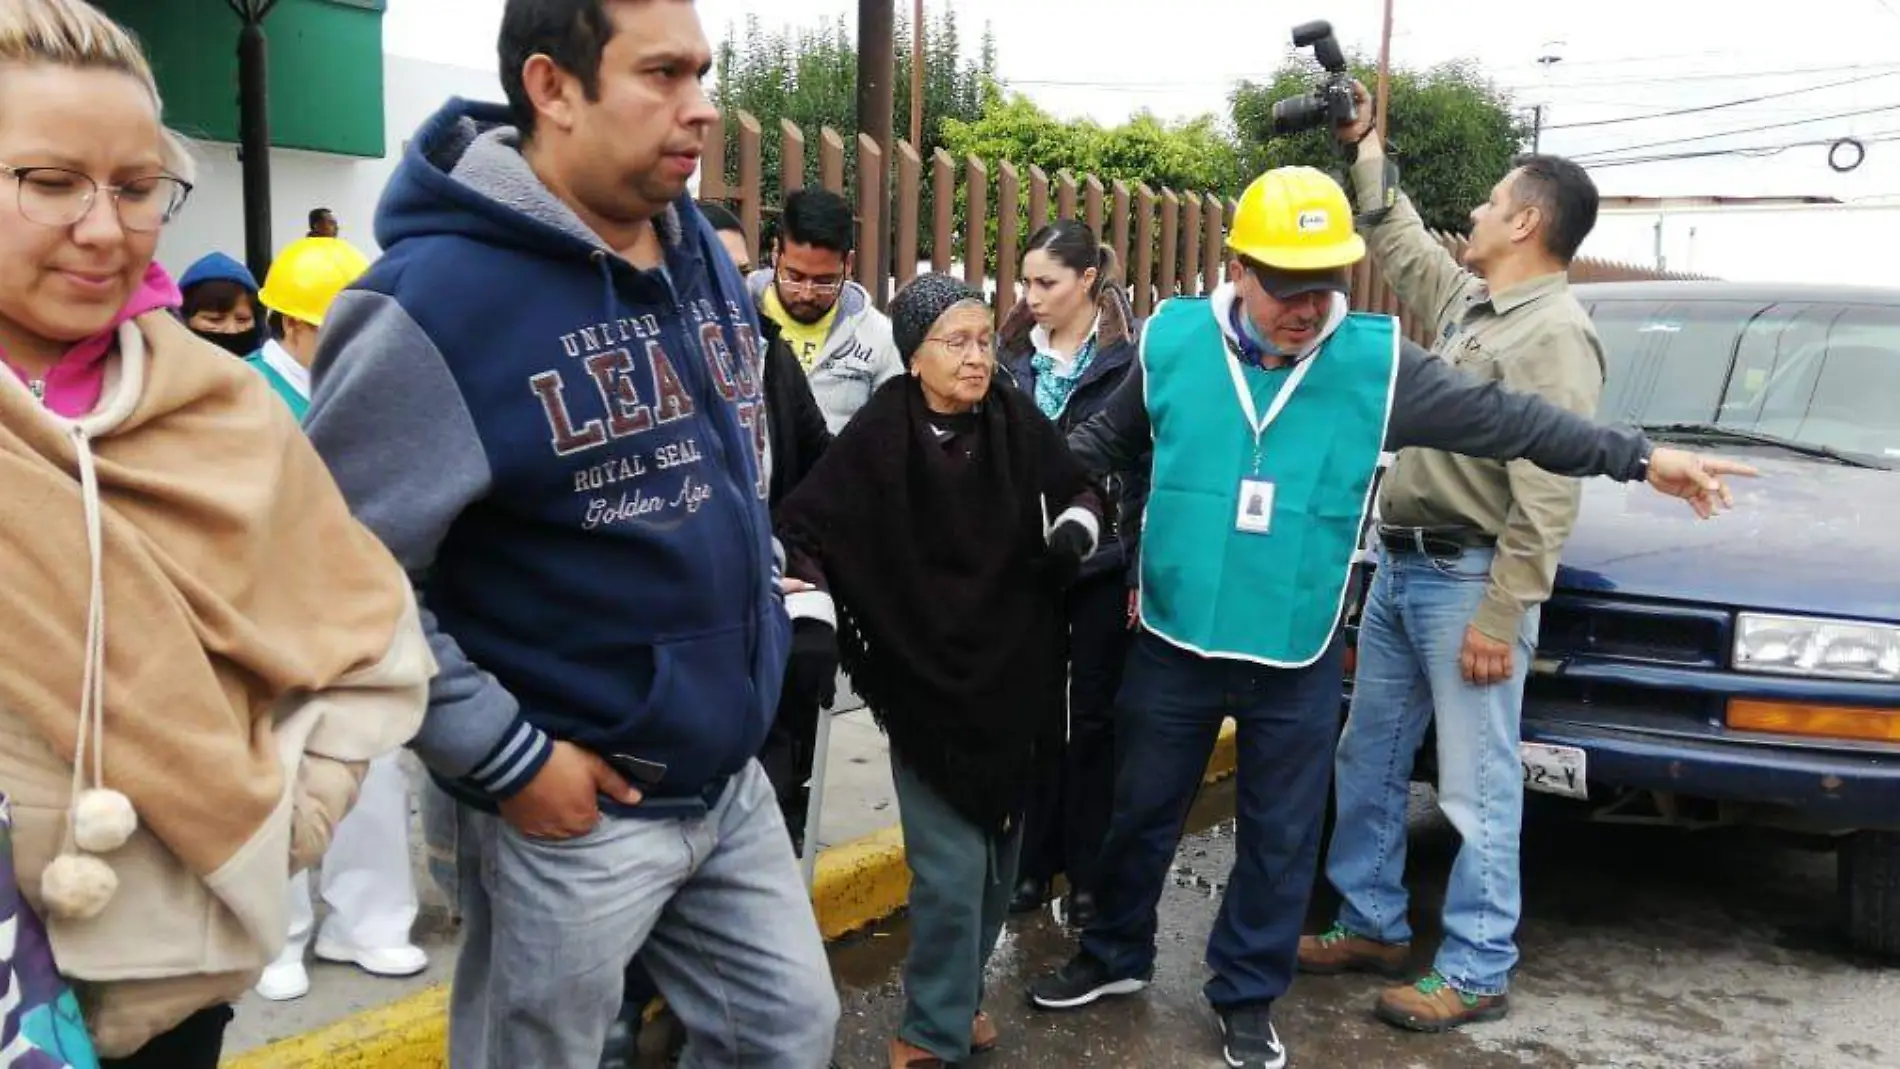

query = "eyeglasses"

[
  {"left": 775, "top": 272, "right": 845, "bottom": 297},
  {"left": 927, "top": 333, "right": 993, "bottom": 357},
  {"left": 1, "top": 165, "right": 192, "bottom": 233}
]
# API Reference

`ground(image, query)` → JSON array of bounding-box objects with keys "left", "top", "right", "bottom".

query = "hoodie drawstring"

[
  {"left": 39, "top": 424, "right": 139, "bottom": 921},
  {"left": 68, "top": 425, "right": 108, "bottom": 834}
]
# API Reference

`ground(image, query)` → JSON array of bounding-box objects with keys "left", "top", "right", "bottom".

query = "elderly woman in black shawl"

[{"left": 777, "top": 274, "right": 1102, "bottom": 1068}]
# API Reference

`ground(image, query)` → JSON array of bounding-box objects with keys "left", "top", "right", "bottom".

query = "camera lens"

[{"left": 1271, "top": 94, "right": 1327, "bottom": 136}]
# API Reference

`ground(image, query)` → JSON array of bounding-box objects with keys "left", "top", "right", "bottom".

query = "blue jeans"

[
  {"left": 446, "top": 760, "right": 838, "bottom": 1069},
  {"left": 1326, "top": 547, "right": 1538, "bottom": 996},
  {"left": 1083, "top": 629, "right": 1343, "bottom": 1009}
]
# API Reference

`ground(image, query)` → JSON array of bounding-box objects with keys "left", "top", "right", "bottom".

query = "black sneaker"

[
  {"left": 1218, "top": 1005, "right": 1287, "bottom": 1069},
  {"left": 1026, "top": 950, "right": 1150, "bottom": 1010}
]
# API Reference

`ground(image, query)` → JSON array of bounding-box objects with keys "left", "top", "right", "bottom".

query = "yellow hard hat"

[
  {"left": 259, "top": 237, "right": 371, "bottom": 327},
  {"left": 1227, "top": 166, "right": 1366, "bottom": 272}
]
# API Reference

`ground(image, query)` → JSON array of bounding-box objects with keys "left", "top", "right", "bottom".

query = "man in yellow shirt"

[{"left": 747, "top": 188, "right": 902, "bottom": 432}]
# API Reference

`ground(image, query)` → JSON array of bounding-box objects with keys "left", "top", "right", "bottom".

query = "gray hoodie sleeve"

[
  {"left": 1385, "top": 341, "right": 1652, "bottom": 482},
  {"left": 305, "top": 290, "right": 554, "bottom": 801},
  {"left": 862, "top": 309, "right": 905, "bottom": 389}
]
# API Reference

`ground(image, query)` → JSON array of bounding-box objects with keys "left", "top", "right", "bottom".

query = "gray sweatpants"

[
  {"left": 445, "top": 759, "right": 839, "bottom": 1069},
  {"left": 892, "top": 752, "right": 1022, "bottom": 1062}
]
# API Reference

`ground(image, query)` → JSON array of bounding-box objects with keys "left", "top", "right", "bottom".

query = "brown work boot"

[
  {"left": 1296, "top": 923, "right": 1411, "bottom": 978},
  {"left": 1374, "top": 972, "right": 1510, "bottom": 1032},
  {"left": 971, "top": 1010, "right": 999, "bottom": 1053},
  {"left": 888, "top": 1036, "right": 946, "bottom": 1068}
]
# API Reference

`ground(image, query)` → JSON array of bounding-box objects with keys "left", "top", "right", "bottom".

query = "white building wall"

[
  {"left": 156, "top": 55, "right": 504, "bottom": 274},
  {"left": 1579, "top": 203, "right": 1900, "bottom": 288}
]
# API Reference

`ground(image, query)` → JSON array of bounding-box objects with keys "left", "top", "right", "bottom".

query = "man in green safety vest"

[{"left": 1025, "top": 165, "right": 1756, "bottom": 1069}]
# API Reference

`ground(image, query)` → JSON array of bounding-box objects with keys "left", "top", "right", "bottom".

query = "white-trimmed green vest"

[{"left": 1137, "top": 297, "right": 1400, "bottom": 667}]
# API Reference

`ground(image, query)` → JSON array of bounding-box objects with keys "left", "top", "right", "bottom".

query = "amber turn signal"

[{"left": 1726, "top": 699, "right": 1900, "bottom": 743}]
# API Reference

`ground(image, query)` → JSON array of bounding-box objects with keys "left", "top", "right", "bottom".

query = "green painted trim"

[{"left": 98, "top": 0, "right": 387, "bottom": 159}]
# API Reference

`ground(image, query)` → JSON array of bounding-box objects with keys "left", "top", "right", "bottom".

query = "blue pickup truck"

[{"left": 1359, "top": 280, "right": 1900, "bottom": 958}]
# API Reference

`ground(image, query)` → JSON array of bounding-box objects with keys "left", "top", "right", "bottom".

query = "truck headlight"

[{"left": 1735, "top": 613, "right": 1900, "bottom": 682}]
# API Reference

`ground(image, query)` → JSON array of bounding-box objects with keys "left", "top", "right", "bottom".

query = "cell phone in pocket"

[{"left": 605, "top": 753, "right": 668, "bottom": 787}]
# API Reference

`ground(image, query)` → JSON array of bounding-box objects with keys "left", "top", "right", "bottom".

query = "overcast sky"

[{"left": 384, "top": 0, "right": 1900, "bottom": 201}]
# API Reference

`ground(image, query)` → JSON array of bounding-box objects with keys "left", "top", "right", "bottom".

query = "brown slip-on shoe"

[
  {"left": 1296, "top": 923, "right": 1411, "bottom": 978},
  {"left": 971, "top": 1010, "right": 999, "bottom": 1053},
  {"left": 1374, "top": 972, "right": 1510, "bottom": 1032},
  {"left": 888, "top": 1036, "right": 948, "bottom": 1068}
]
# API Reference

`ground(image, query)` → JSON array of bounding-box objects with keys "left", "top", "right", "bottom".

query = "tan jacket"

[
  {"left": 1351, "top": 153, "right": 1606, "bottom": 642},
  {"left": 0, "top": 315, "right": 432, "bottom": 1055}
]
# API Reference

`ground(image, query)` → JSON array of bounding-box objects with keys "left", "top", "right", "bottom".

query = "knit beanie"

[
  {"left": 178, "top": 251, "right": 260, "bottom": 297},
  {"left": 890, "top": 273, "right": 984, "bottom": 367}
]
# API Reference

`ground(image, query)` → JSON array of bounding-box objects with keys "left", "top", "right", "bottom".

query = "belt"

[{"left": 1376, "top": 525, "right": 1497, "bottom": 557}]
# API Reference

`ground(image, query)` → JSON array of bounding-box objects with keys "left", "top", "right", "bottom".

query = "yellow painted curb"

[{"left": 227, "top": 720, "right": 1238, "bottom": 1068}]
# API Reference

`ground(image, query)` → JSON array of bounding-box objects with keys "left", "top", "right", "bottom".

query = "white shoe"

[
  {"left": 255, "top": 959, "right": 310, "bottom": 1002},
  {"left": 315, "top": 938, "right": 429, "bottom": 978}
]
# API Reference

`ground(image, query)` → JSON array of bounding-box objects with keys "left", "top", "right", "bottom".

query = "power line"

[
  {"left": 1000, "top": 61, "right": 1900, "bottom": 96},
  {"left": 1582, "top": 128, "right": 1900, "bottom": 168},
  {"left": 1568, "top": 102, "right": 1900, "bottom": 160},
  {"left": 1545, "top": 70, "right": 1900, "bottom": 130},
  {"left": 1498, "top": 60, "right": 1900, "bottom": 92}
]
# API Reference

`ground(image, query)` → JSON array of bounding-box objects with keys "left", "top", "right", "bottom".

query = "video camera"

[{"left": 1269, "top": 20, "right": 1357, "bottom": 136}]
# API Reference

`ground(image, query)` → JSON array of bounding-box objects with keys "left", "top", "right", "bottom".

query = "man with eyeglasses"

[{"left": 745, "top": 187, "right": 902, "bottom": 433}]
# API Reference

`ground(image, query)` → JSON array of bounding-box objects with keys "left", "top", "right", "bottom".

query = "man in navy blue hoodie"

[{"left": 303, "top": 2, "right": 839, "bottom": 1065}]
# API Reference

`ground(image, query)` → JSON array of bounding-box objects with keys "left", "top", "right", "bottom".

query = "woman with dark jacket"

[
  {"left": 997, "top": 221, "right": 1146, "bottom": 929},
  {"left": 778, "top": 274, "right": 1103, "bottom": 1069}
]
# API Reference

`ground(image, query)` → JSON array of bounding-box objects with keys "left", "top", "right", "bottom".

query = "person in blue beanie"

[{"left": 177, "top": 251, "right": 264, "bottom": 358}]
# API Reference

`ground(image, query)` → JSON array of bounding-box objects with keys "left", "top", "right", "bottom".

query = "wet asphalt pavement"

[{"left": 815, "top": 781, "right": 1900, "bottom": 1069}]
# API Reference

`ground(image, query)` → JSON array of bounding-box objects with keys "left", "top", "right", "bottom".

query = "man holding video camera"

[{"left": 1297, "top": 80, "right": 1608, "bottom": 1033}]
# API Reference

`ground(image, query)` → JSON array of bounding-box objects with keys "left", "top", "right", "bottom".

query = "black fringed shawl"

[{"left": 776, "top": 376, "right": 1097, "bottom": 831}]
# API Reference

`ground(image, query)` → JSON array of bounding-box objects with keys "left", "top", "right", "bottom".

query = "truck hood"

[{"left": 1556, "top": 449, "right": 1900, "bottom": 623}]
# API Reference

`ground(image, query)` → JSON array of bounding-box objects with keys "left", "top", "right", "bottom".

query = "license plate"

[{"left": 1520, "top": 742, "right": 1588, "bottom": 800}]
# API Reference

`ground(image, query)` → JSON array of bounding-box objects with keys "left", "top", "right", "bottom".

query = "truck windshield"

[{"left": 1589, "top": 299, "right": 1900, "bottom": 468}]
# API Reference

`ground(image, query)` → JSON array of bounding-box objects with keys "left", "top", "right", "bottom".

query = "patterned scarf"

[{"left": 1029, "top": 326, "right": 1099, "bottom": 420}]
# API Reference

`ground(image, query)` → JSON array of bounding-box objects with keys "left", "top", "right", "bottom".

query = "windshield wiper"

[{"left": 1639, "top": 422, "right": 1892, "bottom": 470}]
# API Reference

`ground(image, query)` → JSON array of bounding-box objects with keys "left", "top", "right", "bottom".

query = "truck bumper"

[{"left": 1523, "top": 717, "right": 1900, "bottom": 833}]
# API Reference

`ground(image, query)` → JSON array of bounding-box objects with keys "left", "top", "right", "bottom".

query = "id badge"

[{"left": 1235, "top": 478, "right": 1274, "bottom": 534}]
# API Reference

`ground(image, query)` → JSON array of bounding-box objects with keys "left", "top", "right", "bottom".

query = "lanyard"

[{"left": 1222, "top": 338, "right": 1318, "bottom": 475}]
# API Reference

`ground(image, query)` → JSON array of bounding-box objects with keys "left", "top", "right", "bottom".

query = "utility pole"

[
  {"left": 856, "top": 0, "right": 894, "bottom": 303},
  {"left": 909, "top": 0, "right": 924, "bottom": 148},
  {"left": 1533, "top": 43, "right": 1563, "bottom": 155},
  {"left": 856, "top": 0, "right": 894, "bottom": 177},
  {"left": 1374, "top": 0, "right": 1394, "bottom": 140},
  {"left": 229, "top": 0, "right": 280, "bottom": 282}
]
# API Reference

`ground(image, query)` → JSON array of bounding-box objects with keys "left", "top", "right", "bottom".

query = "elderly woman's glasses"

[
  {"left": 2, "top": 165, "right": 193, "bottom": 233},
  {"left": 928, "top": 332, "right": 993, "bottom": 357}
]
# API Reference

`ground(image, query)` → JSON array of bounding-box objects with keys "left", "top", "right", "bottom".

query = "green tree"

[
  {"left": 939, "top": 93, "right": 1245, "bottom": 198},
  {"left": 937, "top": 92, "right": 1247, "bottom": 271},
  {"left": 1230, "top": 58, "right": 1526, "bottom": 234},
  {"left": 711, "top": 11, "right": 997, "bottom": 204}
]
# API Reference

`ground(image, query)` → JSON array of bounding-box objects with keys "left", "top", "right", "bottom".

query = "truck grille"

[
  {"left": 1525, "top": 595, "right": 1734, "bottom": 728},
  {"left": 1524, "top": 676, "right": 1718, "bottom": 720},
  {"left": 1537, "top": 597, "right": 1727, "bottom": 668}
]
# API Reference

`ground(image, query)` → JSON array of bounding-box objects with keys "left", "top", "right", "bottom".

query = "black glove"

[
  {"left": 1045, "top": 516, "right": 1094, "bottom": 588},
  {"left": 782, "top": 618, "right": 838, "bottom": 711}
]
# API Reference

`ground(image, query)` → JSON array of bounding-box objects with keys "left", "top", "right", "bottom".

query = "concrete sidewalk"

[
  {"left": 223, "top": 684, "right": 1239, "bottom": 1067},
  {"left": 224, "top": 682, "right": 898, "bottom": 1058}
]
